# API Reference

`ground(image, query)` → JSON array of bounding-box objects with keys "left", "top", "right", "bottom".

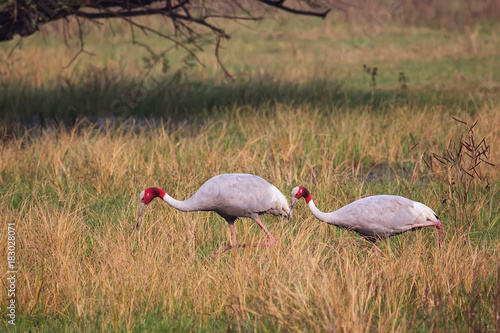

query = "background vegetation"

[{"left": 1, "top": 3, "right": 500, "bottom": 331}]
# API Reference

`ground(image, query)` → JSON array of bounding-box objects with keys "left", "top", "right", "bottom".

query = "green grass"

[{"left": 1, "top": 13, "right": 500, "bottom": 332}]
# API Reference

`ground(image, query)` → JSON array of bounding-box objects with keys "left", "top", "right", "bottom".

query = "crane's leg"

[
  {"left": 360, "top": 237, "right": 380, "bottom": 256},
  {"left": 213, "top": 217, "right": 276, "bottom": 259},
  {"left": 224, "top": 217, "right": 276, "bottom": 249},
  {"left": 213, "top": 223, "right": 237, "bottom": 258},
  {"left": 230, "top": 223, "right": 238, "bottom": 245},
  {"left": 372, "top": 242, "right": 379, "bottom": 256},
  {"left": 250, "top": 217, "right": 277, "bottom": 247}
]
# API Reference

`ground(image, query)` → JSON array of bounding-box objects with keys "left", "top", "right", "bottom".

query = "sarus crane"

[
  {"left": 290, "top": 186, "right": 442, "bottom": 253},
  {"left": 136, "top": 174, "right": 291, "bottom": 256}
]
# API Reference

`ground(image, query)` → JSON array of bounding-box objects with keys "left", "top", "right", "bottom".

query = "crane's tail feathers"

[{"left": 135, "top": 202, "right": 148, "bottom": 229}]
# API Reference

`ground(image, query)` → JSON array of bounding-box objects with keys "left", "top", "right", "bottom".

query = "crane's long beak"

[{"left": 135, "top": 202, "right": 148, "bottom": 229}]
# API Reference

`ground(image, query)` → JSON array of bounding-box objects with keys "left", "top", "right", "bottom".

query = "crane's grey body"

[
  {"left": 316, "top": 195, "right": 439, "bottom": 242},
  {"left": 162, "top": 173, "right": 290, "bottom": 223}
]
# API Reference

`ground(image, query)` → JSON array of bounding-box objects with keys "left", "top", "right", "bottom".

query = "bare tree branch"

[
  {"left": 0, "top": 0, "right": 333, "bottom": 42},
  {"left": 258, "top": 0, "right": 330, "bottom": 18}
]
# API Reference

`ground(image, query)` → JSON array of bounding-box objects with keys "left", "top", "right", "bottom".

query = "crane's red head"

[
  {"left": 292, "top": 186, "right": 312, "bottom": 203},
  {"left": 140, "top": 187, "right": 165, "bottom": 205},
  {"left": 290, "top": 186, "right": 312, "bottom": 215},
  {"left": 136, "top": 187, "right": 166, "bottom": 229}
]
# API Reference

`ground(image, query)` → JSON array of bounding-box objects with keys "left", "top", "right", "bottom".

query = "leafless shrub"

[{"left": 424, "top": 118, "right": 499, "bottom": 242}]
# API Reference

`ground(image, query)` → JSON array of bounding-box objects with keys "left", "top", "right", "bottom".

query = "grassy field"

[{"left": 1, "top": 11, "right": 500, "bottom": 332}]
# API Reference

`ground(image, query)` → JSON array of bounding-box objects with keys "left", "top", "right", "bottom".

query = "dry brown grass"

[{"left": 1, "top": 103, "right": 499, "bottom": 330}]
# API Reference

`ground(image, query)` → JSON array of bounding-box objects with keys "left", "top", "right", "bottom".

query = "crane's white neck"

[
  {"left": 161, "top": 192, "right": 191, "bottom": 212},
  {"left": 307, "top": 199, "right": 343, "bottom": 226},
  {"left": 307, "top": 199, "right": 331, "bottom": 221}
]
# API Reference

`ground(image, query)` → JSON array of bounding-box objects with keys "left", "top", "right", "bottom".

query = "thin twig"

[
  {"left": 452, "top": 117, "right": 468, "bottom": 125},
  {"left": 63, "top": 17, "right": 95, "bottom": 69},
  {"left": 215, "top": 33, "right": 234, "bottom": 82}
]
